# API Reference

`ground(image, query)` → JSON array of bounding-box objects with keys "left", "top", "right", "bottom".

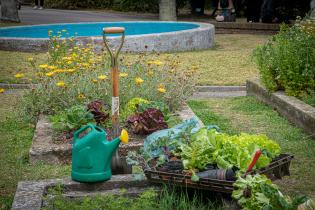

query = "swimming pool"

[{"left": 0, "top": 21, "right": 214, "bottom": 52}]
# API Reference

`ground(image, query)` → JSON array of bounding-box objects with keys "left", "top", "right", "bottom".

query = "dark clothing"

[
  {"left": 35, "top": 0, "right": 44, "bottom": 7},
  {"left": 261, "top": 0, "right": 275, "bottom": 23},
  {"left": 246, "top": 0, "right": 263, "bottom": 22}
]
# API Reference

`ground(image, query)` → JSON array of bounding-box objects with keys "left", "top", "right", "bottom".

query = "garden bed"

[
  {"left": 11, "top": 175, "right": 154, "bottom": 210},
  {"left": 246, "top": 79, "right": 315, "bottom": 138},
  {"left": 29, "top": 104, "right": 203, "bottom": 165}
]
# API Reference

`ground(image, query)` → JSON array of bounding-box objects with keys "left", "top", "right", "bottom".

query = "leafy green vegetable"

[
  {"left": 180, "top": 128, "right": 216, "bottom": 170},
  {"left": 50, "top": 105, "right": 95, "bottom": 132},
  {"left": 123, "top": 97, "right": 149, "bottom": 118},
  {"left": 179, "top": 128, "right": 281, "bottom": 173},
  {"left": 232, "top": 174, "right": 308, "bottom": 210}
]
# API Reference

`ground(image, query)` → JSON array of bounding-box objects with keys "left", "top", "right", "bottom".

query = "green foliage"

[
  {"left": 180, "top": 128, "right": 281, "bottom": 173},
  {"left": 253, "top": 18, "right": 315, "bottom": 97},
  {"left": 45, "top": 0, "right": 113, "bottom": 9},
  {"left": 50, "top": 105, "right": 95, "bottom": 132},
  {"left": 43, "top": 186, "right": 224, "bottom": 210},
  {"left": 232, "top": 174, "right": 308, "bottom": 210},
  {"left": 45, "top": 0, "right": 189, "bottom": 12},
  {"left": 122, "top": 97, "right": 149, "bottom": 119},
  {"left": 113, "top": 0, "right": 159, "bottom": 13}
]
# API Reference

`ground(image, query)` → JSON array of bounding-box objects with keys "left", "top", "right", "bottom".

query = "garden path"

[
  {"left": 191, "top": 86, "right": 247, "bottom": 99},
  {"left": 16, "top": 6, "right": 158, "bottom": 25}
]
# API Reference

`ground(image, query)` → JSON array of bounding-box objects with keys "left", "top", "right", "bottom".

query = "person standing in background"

[
  {"left": 34, "top": 0, "right": 44, "bottom": 9},
  {"left": 246, "top": 0, "right": 263, "bottom": 22}
]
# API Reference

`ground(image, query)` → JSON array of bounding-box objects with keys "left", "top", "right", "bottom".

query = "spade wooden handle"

[{"left": 103, "top": 27, "right": 125, "bottom": 34}]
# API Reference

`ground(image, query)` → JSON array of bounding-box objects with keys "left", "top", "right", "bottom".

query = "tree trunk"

[
  {"left": 1, "top": 0, "right": 20, "bottom": 22},
  {"left": 159, "top": 0, "right": 177, "bottom": 21},
  {"left": 311, "top": 0, "right": 315, "bottom": 18}
]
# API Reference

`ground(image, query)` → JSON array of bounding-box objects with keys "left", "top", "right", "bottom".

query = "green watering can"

[{"left": 71, "top": 124, "right": 128, "bottom": 182}]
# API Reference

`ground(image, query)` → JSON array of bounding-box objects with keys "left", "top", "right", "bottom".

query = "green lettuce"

[{"left": 180, "top": 128, "right": 281, "bottom": 173}]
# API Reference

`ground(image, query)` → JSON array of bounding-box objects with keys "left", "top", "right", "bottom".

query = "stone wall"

[{"left": 247, "top": 80, "right": 315, "bottom": 138}]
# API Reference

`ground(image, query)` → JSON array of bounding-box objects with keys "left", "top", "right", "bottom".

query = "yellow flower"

[
  {"left": 82, "top": 63, "right": 89, "bottom": 68},
  {"left": 54, "top": 69, "right": 66, "bottom": 73},
  {"left": 45, "top": 72, "right": 55, "bottom": 77},
  {"left": 47, "top": 65, "right": 57, "bottom": 70},
  {"left": 135, "top": 77, "right": 144, "bottom": 85},
  {"left": 67, "top": 60, "right": 72, "bottom": 65},
  {"left": 148, "top": 70, "right": 154, "bottom": 76},
  {"left": 62, "top": 56, "right": 72, "bottom": 61},
  {"left": 66, "top": 69, "right": 76, "bottom": 73},
  {"left": 39, "top": 64, "right": 48, "bottom": 69},
  {"left": 56, "top": 81, "right": 65, "bottom": 87},
  {"left": 147, "top": 60, "right": 154, "bottom": 65},
  {"left": 98, "top": 75, "right": 107, "bottom": 80},
  {"left": 92, "top": 79, "right": 98, "bottom": 83},
  {"left": 119, "top": 73, "right": 128, "bottom": 77},
  {"left": 158, "top": 87, "right": 166, "bottom": 93},
  {"left": 154, "top": 60, "right": 163, "bottom": 66},
  {"left": 147, "top": 60, "right": 163, "bottom": 66},
  {"left": 77, "top": 93, "right": 86, "bottom": 100},
  {"left": 14, "top": 73, "right": 24, "bottom": 78},
  {"left": 0, "top": 88, "right": 5, "bottom": 93},
  {"left": 192, "top": 65, "right": 199, "bottom": 70},
  {"left": 27, "top": 57, "right": 34, "bottom": 62}
]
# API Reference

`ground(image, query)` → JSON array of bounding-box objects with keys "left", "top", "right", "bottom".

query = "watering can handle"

[
  {"left": 73, "top": 124, "right": 95, "bottom": 140},
  {"left": 102, "top": 27, "right": 125, "bottom": 61}
]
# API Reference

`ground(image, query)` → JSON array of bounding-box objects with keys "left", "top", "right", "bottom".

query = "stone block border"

[
  {"left": 11, "top": 175, "right": 153, "bottom": 210},
  {"left": 247, "top": 80, "right": 315, "bottom": 137},
  {"left": 29, "top": 104, "right": 204, "bottom": 165}
]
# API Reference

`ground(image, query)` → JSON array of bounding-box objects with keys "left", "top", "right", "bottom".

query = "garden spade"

[{"left": 103, "top": 27, "right": 126, "bottom": 173}]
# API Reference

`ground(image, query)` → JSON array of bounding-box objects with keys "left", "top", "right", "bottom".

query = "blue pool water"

[{"left": 0, "top": 22, "right": 199, "bottom": 38}]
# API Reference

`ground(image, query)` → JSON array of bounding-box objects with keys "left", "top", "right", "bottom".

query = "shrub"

[
  {"left": 19, "top": 30, "right": 197, "bottom": 120},
  {"left": 45, "top": 0, "right": 189, "bottom": 13},
  {"left": 253, "top": 18, "right": 315, "bottom": 97},
  {"left": 113, "top": 0, "right": 159, "bottom": 13},
  {"left": 45, "top": 0, "right": 113, "bottom": 9}
]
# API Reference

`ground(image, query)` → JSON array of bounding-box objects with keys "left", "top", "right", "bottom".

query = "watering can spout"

[{"left": 106, "top": 129, "right": 129, "bottom": 155}]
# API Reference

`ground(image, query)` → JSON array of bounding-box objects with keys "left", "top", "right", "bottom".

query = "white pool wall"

[{"left": 0, "top": 21, "right": 215, "bottom": 52}]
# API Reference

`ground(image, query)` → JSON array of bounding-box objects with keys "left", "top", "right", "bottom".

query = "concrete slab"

[{"left": 11, "top": 175, "right": 154, "bottom": 210}]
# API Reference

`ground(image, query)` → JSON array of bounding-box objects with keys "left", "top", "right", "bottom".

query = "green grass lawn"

[
  {"left": 188, "top": 97, "right": 315, "bottom": 200},
  {"left": 0, "top": 34, "right": 269, "bottom": 85},
  {"left": 0, "top": 92, "right": 70, "bottom": 209}
]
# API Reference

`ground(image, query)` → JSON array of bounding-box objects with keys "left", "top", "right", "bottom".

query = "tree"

[
  {"left": 1, "top": 0, "right": 20, "bottom": 22},
  {"left": 311, "top": 0, "right": 315, "bottom": 17},
  {"left": 159, "top": 0, "right": 177, "bottom": 21}
]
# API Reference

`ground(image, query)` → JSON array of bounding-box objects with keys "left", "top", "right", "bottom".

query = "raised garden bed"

[
  {"left": 29, "top": 104, "right": 203, "bottom": 165},
  {"left": 11, "top": 175, "right": 154, "bottom": 210},
  {"left": 246, "top": 79, "right": 315, "bottom": 138}
]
